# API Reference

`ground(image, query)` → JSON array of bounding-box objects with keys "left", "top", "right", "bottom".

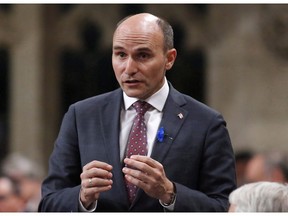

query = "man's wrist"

[
  {"left": 162, "top": 191, "right": 176, "bottom": 206},
  {"left": 79, "top": 189, "right": 97, "bottom": 212},
  {"left": 161, "top": 182, "right": 176, "bottom": 206}
]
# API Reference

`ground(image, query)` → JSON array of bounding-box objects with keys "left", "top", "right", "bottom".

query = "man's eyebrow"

[
  {"left": 136, "top": 47, "right": 152, "bottom": 52},
  {"left": 113, "top": 45, "right": 124, "bottom": 50},
  {"left": 112, "top": 46, "right": 152, "bottom": 53}
]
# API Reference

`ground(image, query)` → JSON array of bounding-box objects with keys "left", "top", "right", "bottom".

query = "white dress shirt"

[{"left": 120, "top": 78, "right": 169, "bottom": 162}]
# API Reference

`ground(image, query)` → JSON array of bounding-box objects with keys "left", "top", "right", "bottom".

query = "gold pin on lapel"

[{"left": 177, "top": 113, "right": 184, "bottom": 119}]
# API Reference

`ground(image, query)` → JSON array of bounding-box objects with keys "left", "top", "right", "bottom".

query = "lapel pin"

[{"left": 177, "top": 113, "right": 184, "bottom": 119}]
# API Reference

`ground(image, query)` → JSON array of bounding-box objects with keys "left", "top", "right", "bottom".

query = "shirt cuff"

[
  {"left": 159, "top": 195, "right": 176, "bottom": 211},
  {"left": 78, "top": 193, "right": 97, "bottom": 212}
]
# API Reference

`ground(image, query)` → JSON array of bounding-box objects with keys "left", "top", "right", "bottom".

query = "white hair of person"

[
  {"left": 229, "top": 181, "right": 288, "bottom": 212},
  {"left": 1, "top": 152, "right": 44, "bottom": 180}
]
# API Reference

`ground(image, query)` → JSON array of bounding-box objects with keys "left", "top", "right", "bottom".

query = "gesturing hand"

[
  {"left": 80, "top": 160, "right": 113, "bottom": 209},
  {"left": 122, "top": 155, "right": 174, "bottom": 204}
]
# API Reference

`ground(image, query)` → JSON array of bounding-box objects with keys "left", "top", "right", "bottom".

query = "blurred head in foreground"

[{"left": 229, "top": 181, "right": 288, "bottom": 212}]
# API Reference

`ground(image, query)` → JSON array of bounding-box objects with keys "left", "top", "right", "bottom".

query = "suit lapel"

[
  {"left": 100, "top": 89, "right": 129, "bottom": 204},
  {"left": 150, "top": 87, "right": 188, "bottom": 164}
]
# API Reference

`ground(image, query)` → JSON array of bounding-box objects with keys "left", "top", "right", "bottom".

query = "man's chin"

[{"left": 123, "top": 89, "right": 146, "bottom": 99}]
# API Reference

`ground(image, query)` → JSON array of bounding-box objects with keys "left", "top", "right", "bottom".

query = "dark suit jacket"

[{"left": 39, "top": 85, "right": 236, "bottom": 212}]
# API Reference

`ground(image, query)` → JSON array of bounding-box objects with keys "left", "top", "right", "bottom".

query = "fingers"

[
  {"left": 81, "top": 168, "right": 113, "bottom": 184},
  {"left": 83, "top": 160, "right": 113, "bottom": 172},
  {"left": 80, "top": 160, "right": 113, "bottom": 208},
  {"left": 123, "top": 166, "right": 151, "bottom": 186},
  {"left": 123, "top": 155, "right": 163, "bottom": 175},
  {"left": 84, "top": 176, "right": 113, "bottom": 188},
  {"left": 81, "top": 182, "right": 112, "bottom": 196},
  {"left": 122, "top": 155, "right": 171, "bottom": 200},
  {"left": 122, "top": 155, "right": 163, "bottom": 185},
  {"left": 81, "top": 183, "right": 112, "bottom": 198},
  {"left": 81, "top": 160, "right": 113, "bottom": 181}
]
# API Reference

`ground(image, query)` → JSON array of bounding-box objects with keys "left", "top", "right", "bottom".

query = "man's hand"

[
  {"left": 80, "top": 160, "right": 113, "bottom": 209},
  {"left": 122, "top": 155, "right": 174, "bottom": 204}
]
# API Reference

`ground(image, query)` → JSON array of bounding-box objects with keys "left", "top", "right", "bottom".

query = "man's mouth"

[{"left": 125, "top": 80, "right": 140, "bottom": 84}]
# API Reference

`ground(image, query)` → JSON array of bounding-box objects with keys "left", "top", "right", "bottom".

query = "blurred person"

[
  {"left": 39, "top": 13, "right": 236, "bottom": 212},
  {"left": 234, "top": 150, "right": 254, "bottom": 187},
  {"left": 0, "top": 174, "right": 26, "bottom": 212},
  {"left": 229, "top": 181, "right": 288, "bottom": 212},
  {"left": 245, "top": 151, "right": 288, "bottom": 183},
  {"left": 1, "top": 153, "right": 44, "bottom": 212}
]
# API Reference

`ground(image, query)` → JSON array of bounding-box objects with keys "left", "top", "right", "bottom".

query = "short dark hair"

[{"left": 156, "top": 17, "right": 174, "bottom": 51}]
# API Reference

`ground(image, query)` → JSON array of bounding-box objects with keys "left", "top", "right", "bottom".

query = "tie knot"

[{"left": 132, "top": 101, "right": 151, "bottom": 115}]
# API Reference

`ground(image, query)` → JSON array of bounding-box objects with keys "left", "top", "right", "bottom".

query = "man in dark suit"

[{"left": 39, "top": 13, "right": 236, "bottom": 212}]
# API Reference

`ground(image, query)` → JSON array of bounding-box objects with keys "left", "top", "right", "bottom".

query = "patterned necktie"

[{"left": 125, "top": 100, "right": 151, "bottom": 203}]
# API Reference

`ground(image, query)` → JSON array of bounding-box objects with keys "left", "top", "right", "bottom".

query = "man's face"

[
  {"left": 112, "top": 14, "right": 176, "bottom": 100},
  {"left": 244, "top": 155, "right": 266, "bottom": 183},
  {"left": 0, "top": 178, "right": 24, "bottom": 212}
]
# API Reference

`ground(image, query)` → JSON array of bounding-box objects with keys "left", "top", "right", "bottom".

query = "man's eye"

[
  {"left": 115, "top": 52, "right": 126, "bottom": 58},
  {"left": 139, "top": 53, "right": 149, "bottom": 59}
]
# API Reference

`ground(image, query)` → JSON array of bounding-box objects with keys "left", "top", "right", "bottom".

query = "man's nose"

[{"left": 124, "top": 57, "right": 138, "bottom": 75}]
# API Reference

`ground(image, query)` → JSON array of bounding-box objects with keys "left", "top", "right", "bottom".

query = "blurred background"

[{"left": 0, "top": 3, "right": 288, "bottom": 211}]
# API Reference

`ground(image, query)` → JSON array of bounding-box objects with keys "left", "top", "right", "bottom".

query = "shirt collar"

[{"left": 123, "top": 77, "right": 169, "bottom": 112}]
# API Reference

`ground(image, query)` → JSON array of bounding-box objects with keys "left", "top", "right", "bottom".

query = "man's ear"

[{"left": 165, "top": 48, "right": 177, "bottom": 70}]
